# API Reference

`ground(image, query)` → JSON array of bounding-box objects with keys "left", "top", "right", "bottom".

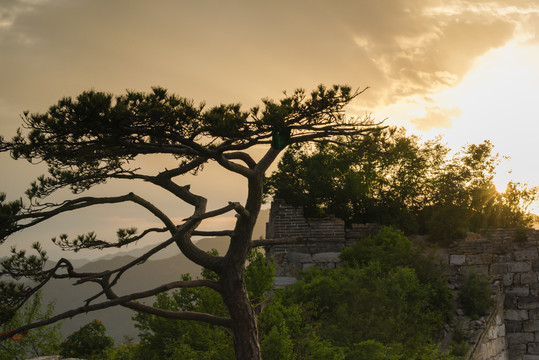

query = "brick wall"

[{"left": 265, "top": 199, "right": 378, "bottom": 287}]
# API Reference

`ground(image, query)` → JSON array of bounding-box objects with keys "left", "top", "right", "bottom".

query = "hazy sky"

[{"left": 1, "top": 0, "right": 539, "bottom": 259}]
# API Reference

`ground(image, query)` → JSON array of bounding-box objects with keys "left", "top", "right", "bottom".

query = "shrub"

[{"left": 458, "top": 270, "right": 494, "bottom": 319}]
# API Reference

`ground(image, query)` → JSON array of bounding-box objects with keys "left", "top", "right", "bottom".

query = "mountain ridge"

[{"left": 40, "top": 209, "right": 269, "bottom": 341}]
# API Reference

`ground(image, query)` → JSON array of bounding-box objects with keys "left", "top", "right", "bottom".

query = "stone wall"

[
  {"left": 465, "top": 292, "right": 507, "bottom": 360},
  {"left": 447, "top": 229, "right": 539, "bottom": 360},
  {"left": 265, "top": 200, "right": 539, "bottom": 359},
  {"left": 265, "top": 199, "right": 378, "bottom": 287}
]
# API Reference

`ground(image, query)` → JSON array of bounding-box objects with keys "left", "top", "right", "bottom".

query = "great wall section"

[{"left": 265, "top": 200, "right": 539, "bottom": 360}]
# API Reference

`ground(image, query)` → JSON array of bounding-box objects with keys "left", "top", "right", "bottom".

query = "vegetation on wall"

[
  {"left": 265, "top": 127, "right": 538, "bottom": 242},
  {"left": 458, "top": 270, "right": 495, "bottom": 320}
]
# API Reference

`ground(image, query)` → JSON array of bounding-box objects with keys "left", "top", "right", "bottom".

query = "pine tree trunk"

[{"left": 221, "top": 267, "right": 262, "bottom": 360}]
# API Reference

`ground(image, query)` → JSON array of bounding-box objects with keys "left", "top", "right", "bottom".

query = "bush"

[
  {"left": 458, "top": 270, "right": 494, "bottom": 319},
  {"left": 60, "top": 319, "right": 114, "bottom": 360},
  {"left": 281, "top": 228, "right": 454, "bottom": 352}
]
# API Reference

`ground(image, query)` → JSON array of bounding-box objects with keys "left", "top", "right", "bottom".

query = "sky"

[{"left": 1, "top": 0, "right": 539, "bottom": 259}]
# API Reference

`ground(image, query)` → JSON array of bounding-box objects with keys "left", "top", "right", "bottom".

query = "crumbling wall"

[
  {"left": 465, "top": 292, "right": 507, "bottom": 360},
  {"left": 265, "top": 199, "right": 377, "bottom": 287},
  {"left": 447, "top": 229, "right": 539, "bottom": 360}
]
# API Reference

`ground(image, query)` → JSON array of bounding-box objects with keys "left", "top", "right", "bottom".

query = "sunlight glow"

[{"left": 376, "top": 41, "right": 539, "bottom": 211}]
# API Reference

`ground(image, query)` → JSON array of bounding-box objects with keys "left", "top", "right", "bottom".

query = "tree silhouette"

[{"left": 0, "top": 85, "right": 379, "bottom": 359}]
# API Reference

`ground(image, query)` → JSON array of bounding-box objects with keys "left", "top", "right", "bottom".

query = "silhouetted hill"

[{"left": 40, "top": 209, "right": 269, "bottom": 342}]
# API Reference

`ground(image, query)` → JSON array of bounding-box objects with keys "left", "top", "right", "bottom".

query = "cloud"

[
  {"left": 0, "top": 0, "right": 538, "bottom": 116},
  {"left": 0, "top": 0, "right": 48, "bottom": 30},
  {"left": 343, "top": 0, "right": 536, "bottom": 107},
  {"left": 411, "top": 106, "right": 462, "bottom": 130}
]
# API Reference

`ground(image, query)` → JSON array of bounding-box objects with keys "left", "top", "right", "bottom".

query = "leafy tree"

[
  {"left": 60, "top": 319, "right": 114, "bottom": 360},
  {"left": 257, "top": 292, "right": 346, "bottom": 360},
  {"left": 266, "top": 129, "right": 537, "bottom": 242},
  {"left": 104, "top": 336, "right": 140, "bottom": 360},
  {"left": 0, "top": 291, "right": 61, "bottom": 360},
  {"left": 281, "top": 228, "right": 453, "bottom": 356},
  {"left": 0, "top": 83, "right": 382, "bottom": 360}
]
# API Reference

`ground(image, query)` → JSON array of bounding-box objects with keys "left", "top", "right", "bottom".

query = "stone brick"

[
  {"left": 461, "top": 264, "right": 489, "bottom": 276},
  {"left": 506, "top": 294, "right": 520, "bottom": 309},
  {"left": 508, "top": 332, "right": 534, "bottom": 346},
  {"left": 509, "top": 343, "right": 527, "bottom": 360},
  {"left": 499, "top": 323, "right": 507, "bottom": 337},
  {"left": 467, "top": 253, "right": 494, "bottom": 265},
  {"left": 519, "top": 297, "right": 539, "bottom": 310},
  {"left": 287, "top": 252, "right": 312, "bottom": 263},
  {"left": 524, "top": 320, "right": 539, "bottom": 332},
  {"left": 491, "top": 263, "right": 510, "bottom": 275},
  {"left": 311, "top": 252, "right": 341, "bottom": 263},
  {"left": 506, "top": 320, "right": 522, "bottom": 333},
  {"left": 450, "top": 254, "right": 466, "bottom": 265},
  {"left": 504, "top": 273, "right": 515, "bottom": 286},
  {"left": 274, "top": 276, "right": 297, "bottom": 288},
  {"left": 510, "top": 262, "right": 533, "bottom": 273},
  {"left": 506, "top": 286, "right": 530, "bottom": 296},
  {"left": 515, "top": 249, "right": 539, "bottom": 261},
  {"left": 506, "top": 309, "right": 529, "bottom": 321},
  {"left": 530, "top": 310, "right": 539, "bottom": 320},
  {"left": 530, "top": 284, "right": 539, "bottom": 297},
  {"left": 522, "top": 272, "right": 539, "bottom": 285}
]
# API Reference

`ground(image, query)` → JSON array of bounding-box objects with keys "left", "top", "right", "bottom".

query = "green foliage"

[
  {"left": 285, "top": 264, "right": 447, "bottom": 349},
  {"left": 60, "top": 319, "right": 114, "bottom": 360},
  {"left": 0, "top": 291, "right": 62, "bottom": 360},
  {"left": 105, "top": 341, "right": 140, "bottom": 360},
  {"left": 133, "top": 249, "right": 274, "bottom": 360},
  {"left": 1, "top": 85, "right": 358, "bottom": 202},
  {"left": 339, "top": 226, "right": 415, "bottom": 270},
  {"left": 448, "top": 319, "right": 470, "bottom": 357},
  {"left": 245, "top": 249, "right": 275, "bottom": 300},
  {"left": 265, "top": 129, "right": 538, "bottom": 242},
  {"left": 257, "top": 294, "right": 346, "bottom": 360},
  {"left": 458, "top": 270, "right": 494, "bottom": 320},
  {"left": 134, "top": 274, "right": 233, "bottom": 360},
  {"left": 280, "top": 228, "right": 453, "bottom": 356},
  {"left": 0, "top": 243, "right": 49, "bottom": 323},
  {"left": 126, "top": 230, "right": 455, "bottom": 359},
  {"left": 260, "top": 322, "right": 296, "bottom": 360},
  {"left": 0, "top": 193, "right": 22, "bottom": 243},
  {"left": 340, "top": 227, "right": 453, "bottom": 323},
  {"left": 345, "top": 341, "right": 460, "bottom": 360}
]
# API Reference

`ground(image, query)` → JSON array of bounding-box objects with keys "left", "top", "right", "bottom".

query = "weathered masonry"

[{"left": 265, "top": 200, "right": 539, "bottom": 360}]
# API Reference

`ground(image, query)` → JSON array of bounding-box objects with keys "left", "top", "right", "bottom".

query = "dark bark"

[
  {"left": 221, "top": 266, "right": 262, "bottom": 360},
  {"left": 220, "top": 172, "right": 265, "bottom": 360}
]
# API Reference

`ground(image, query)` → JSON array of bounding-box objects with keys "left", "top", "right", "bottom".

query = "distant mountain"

[
  {"left": 40, "top": 208, "right": 269, "bottom": 342},
  {"left": 65, "top": 209, "right": 270, "bottom": 265}
]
